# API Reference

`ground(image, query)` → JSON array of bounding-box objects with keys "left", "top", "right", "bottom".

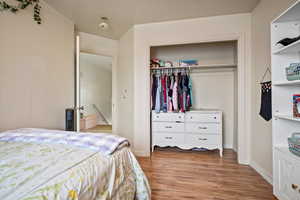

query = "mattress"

[{"left": 0, "top": 129, "right": 150, "bottom": 200}]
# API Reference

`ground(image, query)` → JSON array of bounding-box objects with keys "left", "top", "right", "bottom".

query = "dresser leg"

[{"left": 219, "top": 148, "right": 223, "bottom": 157}]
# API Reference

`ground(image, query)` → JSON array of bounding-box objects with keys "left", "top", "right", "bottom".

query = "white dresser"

[{"left": 151, "top": 110, "right": 223, "bottom": 157}]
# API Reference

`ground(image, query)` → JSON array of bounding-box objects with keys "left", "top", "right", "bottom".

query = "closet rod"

[{"left": 150, "top": 63, "right": 237, "bottom": 70}]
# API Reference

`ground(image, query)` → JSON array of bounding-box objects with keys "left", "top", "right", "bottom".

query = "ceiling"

[{"left": 45, "top": 0, "right": 260, "bottom": 39}]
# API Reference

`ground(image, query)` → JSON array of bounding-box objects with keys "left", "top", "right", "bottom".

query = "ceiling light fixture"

[{"left": 98, "top": 17, "right": 109, "bottom": 30}]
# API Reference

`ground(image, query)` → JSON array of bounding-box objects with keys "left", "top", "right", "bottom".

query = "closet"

[{"left": 150, "top": 41, "right": 238, "bottom": 156}]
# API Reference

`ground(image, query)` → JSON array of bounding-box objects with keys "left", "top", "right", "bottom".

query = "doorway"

[
  {"left": 78, "top": 52, "right": 113, "bottom": 133},
  {"left": 74, "top": 47, "right": 114, "bottom": 133}
]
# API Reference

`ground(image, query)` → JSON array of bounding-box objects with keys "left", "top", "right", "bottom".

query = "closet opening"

[{"left": 149, "top": 41, "right": 238, "bottom": 159}]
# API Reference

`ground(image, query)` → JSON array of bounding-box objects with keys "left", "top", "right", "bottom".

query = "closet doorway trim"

[{"left": 135, "top": 33, "right": 251, "bottom": 165}]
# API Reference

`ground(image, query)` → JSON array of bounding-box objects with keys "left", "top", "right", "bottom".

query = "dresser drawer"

[
  {"left": 185, "top": 113, "right": 221, "bottom": 123},
  {"left": 185, "top": 134, "right": 221, "bottom": 147},
  {"left": 153, "top": 133, "right": 185, "bottom": 147},
  {"left": 275, "top": 149, "right": 300, "bottom": 200},
  {"left": 152, "top": 112, "right": 184, "bottom": 122},
  {"left": 152, "top": 122, "right": 184, "bottom": 132},
  {"left": 185, "top": 123, "right": 219, "bottom": 134}
]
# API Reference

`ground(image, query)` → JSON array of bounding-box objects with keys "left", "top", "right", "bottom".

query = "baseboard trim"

[
  {"left": 250, "top": 161, "right": 273, "bottom": 185},
  {"left": 133, "top": 150, "right": 150, "bottom": 157},
  {"left": 223, "top": 144, "right": 233, "bottom": 149}
]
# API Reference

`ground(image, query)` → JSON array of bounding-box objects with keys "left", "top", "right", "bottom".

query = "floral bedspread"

[{"left": 0, "top": 129, "right": 150, "bottom": 200}]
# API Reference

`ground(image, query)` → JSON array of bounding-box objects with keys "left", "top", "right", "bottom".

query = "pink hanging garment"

[{"left": 172, "top": 76, "right": 178, "bottom": 111}]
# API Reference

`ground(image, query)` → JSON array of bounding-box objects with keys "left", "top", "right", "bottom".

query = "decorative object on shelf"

[
  {"left": 286, "top": 63, "right": 300, "bottom": 81},
  {"left": 293, "top": 94, "right": 300, "bottom": 118},
  {"left": 259, "top": 68, "right": 272, "bottom": 121},
  {"left": 150, "top": 58, "right": 199, "bottom": 69},
  {"left": 288, "top": 133, "right": 300, "bottom": 157},
  {"left": 179, "top": 59, "right": 198, "bottom": 67},
  {"left": 276, "top": 35, "right": 300, "bottom": 46},
  {"left": 0, "top": 0, "right": 42, "bottom": 24},
  {"left": 165, "top": 61, "right": 173, "bottom": 68},
  {"left": 150, "top": 58, "right": 160, "bottom": 68}
]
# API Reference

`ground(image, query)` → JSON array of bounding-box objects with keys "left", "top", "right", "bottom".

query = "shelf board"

[
  {"left": 274, "top": 114, "right": 300, "bottom": 122},
  {"left": 150, "top": 63, "right": 237, "bottom": 70},
  {"left": 275, "top": 147, "right": 300, "bottom": 161},
  {"left": 273, "top": 39, "right": 300, "bottom": 55},
  {"left": 273, "top": 80, "right": 300, "bottom": 86}
]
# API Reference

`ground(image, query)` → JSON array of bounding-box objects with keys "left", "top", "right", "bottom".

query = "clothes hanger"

[{"left": 260, "top": 67, "right": 271, "bottom": 84}]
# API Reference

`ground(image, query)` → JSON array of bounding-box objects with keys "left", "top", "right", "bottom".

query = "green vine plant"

[{"left": 0, "top": 0, "right": 42, "bottom": 24}]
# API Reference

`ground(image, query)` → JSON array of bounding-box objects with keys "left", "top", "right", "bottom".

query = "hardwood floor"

[
  {"left": 137, "top": 148, "right": 277, "bottom": 200},
  {"left": 82, "top": 125, "right": 112, "bottom": 133}
]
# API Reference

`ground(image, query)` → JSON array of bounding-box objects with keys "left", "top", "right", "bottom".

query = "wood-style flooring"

[
  {"left": 82, "top": 125, "right": 112, "bottom": 133},
  {"left": 137, "top": 148, "right": 277, "bottom": 200}
]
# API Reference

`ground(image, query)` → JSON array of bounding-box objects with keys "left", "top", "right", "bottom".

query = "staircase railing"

[{"left": 92, "top": 104, "right": 109, "bottom": 125}]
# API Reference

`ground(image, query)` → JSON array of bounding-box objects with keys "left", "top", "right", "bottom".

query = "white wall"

[
  {"left": 0, "top": 0, "right": 74, "bottom": 131},
  {"left": 80, "top": 53, "right": 112, "bottom": 124},
  {"left": 116, "top": 28, "right": 135, "bottom": 144},
  {"left": 250, "top": 0, "right": 297, "bottom": 184},
  {"left": 132, "top": 14, "right": 252, "bottom": 158},
  {"left": 150, "top": 42, "right": 237, "bottom": 65},
  {"left": 79, "top": 32, "right": 118, "bottom": 56},
  {"left": 191, "top": 71, "right": 236, "bottom": 149}
]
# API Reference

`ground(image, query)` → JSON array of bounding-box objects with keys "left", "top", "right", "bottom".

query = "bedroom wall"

[
  {"left": 250, "top": 0, "right": 297, "bottom": 183},
  {"left": 133, "top": 13, "right": 252, "bottom": 158},
  {"left": 0, "top": 0, "right": 74, "bottom": 131},
  {"left": 116, "top": 28, "right": 135, "bottom": 144}
]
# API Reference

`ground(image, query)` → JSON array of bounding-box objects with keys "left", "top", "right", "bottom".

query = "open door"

[{"left": 75, "top": 35, "right": 81, "bottom": 132}]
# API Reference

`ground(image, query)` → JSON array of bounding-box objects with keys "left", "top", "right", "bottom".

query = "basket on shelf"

[
  {"left": 286, "top": 63, "right": 300, "bottom": 81},
  {"left": 288, "top": 133, "right": 300, "bottom": 157}
]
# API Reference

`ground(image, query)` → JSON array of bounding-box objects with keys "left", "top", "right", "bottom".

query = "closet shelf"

[
  {"left": 273, "top": 80, "right": 300, "bottom": 86},
  {"left": 273, "top": 39, "right": 300, "bottom": 55},
  {"left": 150, "top": 63, "right": 237, "bottom": 70},
  {"left": 274, "top": 114, "right": 300, "bottom": 122}
]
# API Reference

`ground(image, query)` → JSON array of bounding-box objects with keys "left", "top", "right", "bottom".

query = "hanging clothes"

[
  {"left": 151, "top": 70, "right": 193, "bottom": 113},
  {"left": 188, "top": 74, "right": 193, "bottom": 108},
  {"left": 151, "top": 74, "right": 157, "bottom": 110},
  {"left": 155, "top": 75, "right": 161, "bottom": 113},
  {"left": 172, "top": 74, "right": 178, "bottom": 112}
]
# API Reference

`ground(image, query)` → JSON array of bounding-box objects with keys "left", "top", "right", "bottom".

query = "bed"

[{"left": 0, "top": 128, "right": 150, "bottom": 200}]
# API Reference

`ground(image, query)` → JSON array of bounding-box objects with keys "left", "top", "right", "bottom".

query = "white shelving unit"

[
  {"left": 271, "top": 1, "right": 300, "bottom": 200},
  {"left": 274, "top": 113, "right": 300, "bottom": 122},
  {"left": 273, "top": 39, "right": 300, "bottom": 55},
  {"left": 273, "top": 80, "right": 300, "bottom": 86}
]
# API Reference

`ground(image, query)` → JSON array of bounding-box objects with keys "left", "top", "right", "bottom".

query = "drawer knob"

[
  {"left": 292, "top": 184, "right": 298, "bottom": 190},
  {"left": 198, "top": 138, "right": 208, "bottom": 141},
  {"left": 165, "top": 137, "right": 173, "bottom": 139},
  {"left": 198, "top": 127, "right": 208, "bottom": 130},
  {"left": 165, "top": 126, "right": 172, "bottom": 129}
]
